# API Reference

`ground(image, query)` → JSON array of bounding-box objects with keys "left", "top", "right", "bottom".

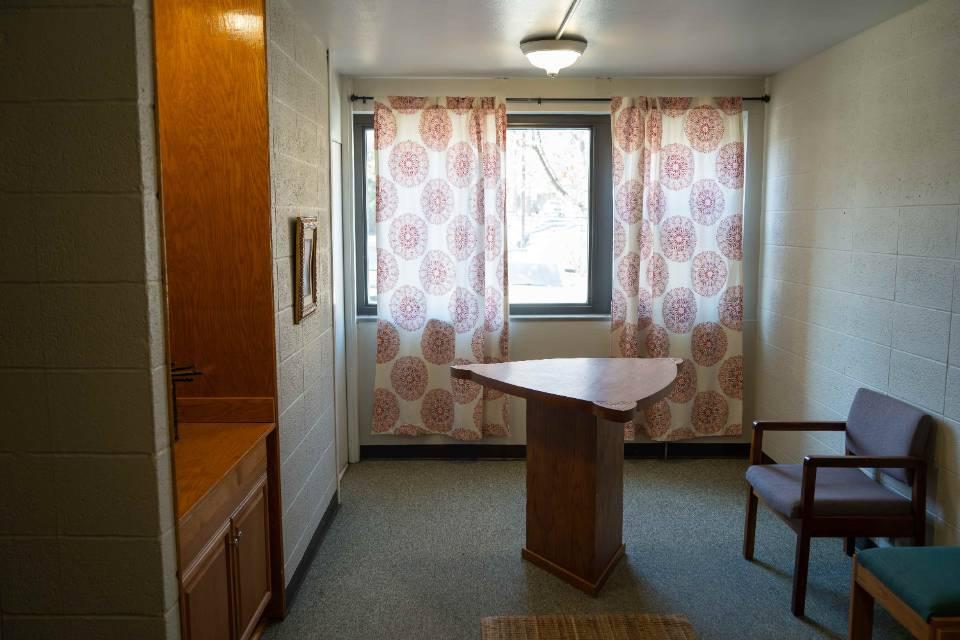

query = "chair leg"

[
  {"left": 849, "top": 565, "right": 874, "bottom": 640},
  {"left": 914, "top": 518, "right": 926, "bottom": 547},
  {"left": 844, "top": 537, "right": 856, "bottom": 557},
  {"left": 743, "top": 488, "right": 758, "bottom": 560},
  {"left": 792, "top": 531, "right": 812, "bottom": 617}
]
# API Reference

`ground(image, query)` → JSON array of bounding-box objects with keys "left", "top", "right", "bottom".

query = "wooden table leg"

[{"left": 522, "top": 397, "right": 625, "bottom": 596}]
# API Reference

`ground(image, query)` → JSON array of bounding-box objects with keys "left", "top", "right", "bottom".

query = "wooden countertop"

[{"left": 174, "top": 422, "right": 274, "bottom": 518}]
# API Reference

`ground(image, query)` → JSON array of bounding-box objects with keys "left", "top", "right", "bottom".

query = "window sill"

[
  {"left": 509, "top": 314, "right": 611, "bottom": 322},
  {"left": 356, "top": 314, "right": 611, "bottom": 323}
]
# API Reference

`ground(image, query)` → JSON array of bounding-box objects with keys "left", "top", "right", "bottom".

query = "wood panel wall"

[{"left": 154, "top": 0, "right": 276, "bottom": 402}]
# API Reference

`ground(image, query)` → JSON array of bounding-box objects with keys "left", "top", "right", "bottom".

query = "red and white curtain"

[
  {"left": 372, "top": 97, "right": 510, "bottom": 440},
  {"left": 610, "top": 97, "right": 744, "bottom": 441}
]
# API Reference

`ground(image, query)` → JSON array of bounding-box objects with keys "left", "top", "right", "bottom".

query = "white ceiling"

[{"left": 290, "top": 0, "right": 923, "bottom": 77}]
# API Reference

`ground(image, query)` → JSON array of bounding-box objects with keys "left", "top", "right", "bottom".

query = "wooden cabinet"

[
  {"left": 232, "top": 479, "right": 271, "bottom": 640},
  {"left": 182, "top": 521, "right": 234, "bottom": 640},
  {"left": 154, "top": 0, "right": 285, "bottom": 630},
  {"left": 176, "top": 423, "right": 275, "bottom": 640},
  {"left": 181, "top": 475, "right": 271, "bottom": 640}
]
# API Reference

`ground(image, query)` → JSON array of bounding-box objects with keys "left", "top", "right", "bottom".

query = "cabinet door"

[
  {"left": 182, "top": 521, "right": 234, "bottom": 640},
  {"left": 231, "top": 476, "right": 271, "bottom": 640}
]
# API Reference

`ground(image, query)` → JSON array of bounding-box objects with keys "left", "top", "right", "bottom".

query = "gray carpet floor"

[{"left": 263, "top": 459, "right": 911, "bottom": 639}]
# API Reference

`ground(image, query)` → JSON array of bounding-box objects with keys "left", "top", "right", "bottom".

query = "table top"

[{"left": 451, "top": 357, "right": 681, "bottom": 422}]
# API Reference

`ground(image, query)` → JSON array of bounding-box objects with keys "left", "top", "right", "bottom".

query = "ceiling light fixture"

[
  {"left": 521, "top": 0, "right": 587, "bottom": 77},
  {"left": 521, "top": 37, "right": 587, "bottom": 77}
]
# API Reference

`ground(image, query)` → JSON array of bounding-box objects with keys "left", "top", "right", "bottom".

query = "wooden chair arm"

[
  {"left": 802, "top": 455, "right": 924, "bottom": 469},
  {"left": 800, "top": 456, "right": 927, "bottom": 520},
  {"left": 748, "top": 421, "right": 847, "bottom": 465},
  {"left": 752, "top": 420, "right": 847, "bottom": 433}
]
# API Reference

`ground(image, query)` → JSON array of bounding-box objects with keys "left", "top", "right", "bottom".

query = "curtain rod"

[{"left": 349, "top": 94, "right": 770, "bottom": 104}]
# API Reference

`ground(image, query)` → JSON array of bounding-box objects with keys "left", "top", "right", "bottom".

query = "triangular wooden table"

[{"left": 451, "top": 357, "right": 680, "bottom": 596}]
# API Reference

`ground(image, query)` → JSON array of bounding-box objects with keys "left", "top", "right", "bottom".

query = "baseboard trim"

[
  {"left": 664, "top": 442, "right": 750, "bottom": 458},
  {"left": 285, "top": 490, "right": 339, "bottom": 609},
  {"left": 623, "top": 443, "right": 665, "bottom": 458},
  {"left": 360, "top": 442, "right": 750, "bottom": 460},
  {"left": 360, "top": 444, "right": 526, "bottom": 459}
]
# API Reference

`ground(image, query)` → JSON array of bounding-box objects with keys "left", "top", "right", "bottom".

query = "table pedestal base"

[
  {"left": 522, "top": 543, "right": 625, "bottom": 596},
  {"left": 523, "top": 397, "right": 625, "bottom": 596}
]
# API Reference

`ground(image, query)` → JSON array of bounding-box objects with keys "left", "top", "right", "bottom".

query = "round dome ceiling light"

[{"left": 520, "top": 37, "right": 587, "bottom": 77}]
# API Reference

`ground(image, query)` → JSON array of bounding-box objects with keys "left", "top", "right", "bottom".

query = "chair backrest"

[{"left": 846, "top": 388, "right": 932, "bottom": 484}]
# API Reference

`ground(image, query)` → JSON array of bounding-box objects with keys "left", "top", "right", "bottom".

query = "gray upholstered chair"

[{"left": 743, "top": 388, "right": 932, "bottom": 617}]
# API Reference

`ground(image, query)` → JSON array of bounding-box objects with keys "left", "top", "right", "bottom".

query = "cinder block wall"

[
  {"left": 758, "top": 0, "right": 960, "bottom": 544},
  {"left": 0, "top": 0, "right": 179, "bottom": 637},
  {"left": 266, "top": 0, "right": 338, "bottom": 582}
]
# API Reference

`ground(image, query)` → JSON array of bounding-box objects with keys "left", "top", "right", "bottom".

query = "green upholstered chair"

[
  {"left": 744, "top": 388, "right": 932, "bottom": 617},
  {"left": 850, "top": 547, "right": 960, "bottom": 639}
]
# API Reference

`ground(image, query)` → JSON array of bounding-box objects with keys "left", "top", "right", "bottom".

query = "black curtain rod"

[{"left": 349, "top": 94, "right": 770, "bottom": 104}]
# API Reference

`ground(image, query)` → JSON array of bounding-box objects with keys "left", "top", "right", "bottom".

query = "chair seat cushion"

[
  {"left": 858, "top": 547, "right": 960, "bottom": 620},
  {"left": 745, "top": 464, "right": 912, "bottom": 518}
]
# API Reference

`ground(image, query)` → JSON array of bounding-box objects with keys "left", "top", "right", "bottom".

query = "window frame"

[
  {"left": 354, "top": 114, "right": 376, "bottom": 316},
  {"left": 353, "top": 112, "right": 612, "bottom": 317},
  {"left": 505, "top": 114, "right": 612, "bottom": 316}
]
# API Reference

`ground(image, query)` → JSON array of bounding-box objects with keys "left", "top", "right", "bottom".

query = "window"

[
  {"left": 506, "top": 115, "right": 611, "bottom": 315},
  {"left": 354, "top": 113, "right": 611, "bottom": 316},
  {"left": 354, "top": 115, "right": 376, "bottom": 315}
]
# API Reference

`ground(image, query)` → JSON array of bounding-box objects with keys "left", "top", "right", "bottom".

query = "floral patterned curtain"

[
  {"left": 372, "top": 97, "right": 510, "bottom": 440},
  {"left": 610, "top": 97, "right": 744, "bottom": 441}
]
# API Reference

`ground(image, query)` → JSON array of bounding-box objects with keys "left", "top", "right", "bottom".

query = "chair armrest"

[
  {"left": 748, "top": 421, "right": 847, "bottom": 465},
  {"left": 803, "top": 455, "right": 924, "bottom": 469},
  {"left": 753, "top": 420, "right": 847, "bottom": 433},
  {"left": 800, "top": 455, "right": 928, "bottom": 520}
]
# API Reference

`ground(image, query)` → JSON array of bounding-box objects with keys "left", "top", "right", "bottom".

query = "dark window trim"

[
  {"left": 354, "top": 114, "right": 375, "bottom": 316},
  {"left": 353, "top": 113, "right": 612, "bottom": 317},
  {"left": 506, "top": 114, "right": 612, "bottom": 316}
]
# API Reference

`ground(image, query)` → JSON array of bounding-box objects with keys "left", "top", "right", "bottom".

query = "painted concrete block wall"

[
  {"left": 758, "top": 0, "right": 960, "bottom": 545},
  {"left": 0, "top": 1, "right": 179, "bottom": 637},
  {"left": 266, "top": 0, "right": 338, "bottom": 583}
]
